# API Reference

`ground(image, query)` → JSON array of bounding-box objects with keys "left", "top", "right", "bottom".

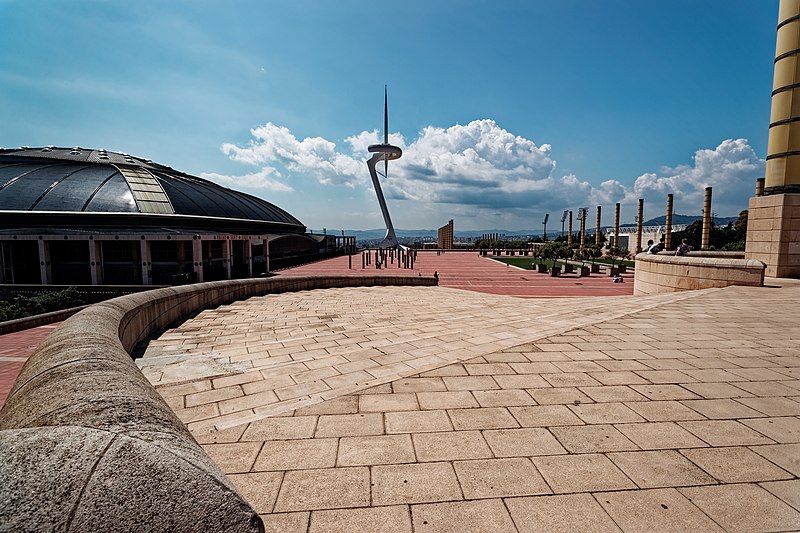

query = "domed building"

[{"left": 0, "top": 147, "right": 354, "bottom": 285}]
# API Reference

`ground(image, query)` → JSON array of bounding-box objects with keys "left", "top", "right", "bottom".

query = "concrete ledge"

[
  {"left": 634, "top": 254, "right": 765, "bottom": 295},
  {"left": 0, "top": 275, "right": 435, "bottom": 532}
]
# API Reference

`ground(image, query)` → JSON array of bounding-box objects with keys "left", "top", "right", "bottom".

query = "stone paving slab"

[{"left": 144, "top": 280, "right": 800, "bottom": 532}]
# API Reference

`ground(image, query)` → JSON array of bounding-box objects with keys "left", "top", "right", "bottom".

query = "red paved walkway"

[
  {"left": 0, "top": 323, "right": 60, "bottom": 408},
  {"left": 281, "top": 250, "right": 634, "bottom": 298}
]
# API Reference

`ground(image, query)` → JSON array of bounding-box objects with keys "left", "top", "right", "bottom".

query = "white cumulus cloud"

[{"left": 214, "top": 120, "right": 764, "bottom": 227}]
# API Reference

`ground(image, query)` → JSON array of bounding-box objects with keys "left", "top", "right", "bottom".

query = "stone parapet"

[
  {"left": 0, "top": 275, "right": 435, "bottom": 532},
  {"left": 745, "top": 193, "right": 800, "bottom": 277},
  {"left": 633, "top": 254, "right": 765, "bottom": 295}
]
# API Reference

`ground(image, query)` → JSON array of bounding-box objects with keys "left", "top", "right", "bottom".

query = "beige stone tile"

[
  {"left": 173, "top": 402, "right": 220, "bottom": 424},
  {"left": 483, "top": 352, "right": 530, "bottom": 363},
  {"left": 680, "top": 484, "right": 800, "bottom": 533},
  {"left": 441, "top": 375, "right": 499, "bottom": 391},
  {"left": 242, "top": 374, "right": 295, "bottom": 394},
  {"left": 213, "top": 370, "right": 264, "bottom": 389},
  {"left": 472, "top": 389, "right": 536, "bottom": 407},
  {"left": 616, "top": 421, "right": 708, "bottom": 450},
  {"left": 454, "top": 457, "right": 550, "bottom": 498},
  {"left": 680, "top": 398, "right": 764, "bottom": 419},
  {"left": 680, "top": 368, "right": 743, "bottom": 382},
  {"left": 579, "top": 385, "right": 648, "bottom": 402},
  {"left": 542, "top": 372, "right": 602, "bottom": 387},
  {"left": 681, "top": 382, "right": 755, "bottom": 399},
  {"left": 273, "top": 467, "right": 370, "bottom": 512},
  {"left": 761, "top": 479, "right": 800, "bottom": 511},
  {"left": 483, "top": 427, "right": 566, "bottom": 457},
  {"left": 742, "top": 416, "right": 800, "bottom": 443},
  {"left": 357, "top": 383, "right": 393, "bottom": 394},
  {"left": 448, "top": 407, "right": 519, "bottom": 430},
  {"left": 156, "top": 379, "right": 212, "bottom": 398},
  {"left": 253, "top": 438, "right": 338, "bottom": 471},
  {"left": 337, "top": 434, "right": 415, "bottom": 466},
  {"left": 260, "top": 512, "right": 309, "bottom": 533},
  {"left": 309, "top": 505, "right": 412, "bottom": 533},
  {"left": 241, "top": 415, "right": 317, "bottom": 441},
  {"left": 625, "top": 400, "right": 706, "bottom": 422},
  {"left": 728, "top": 367, "right": 791, "bottom": 381},
  {"left": 419, "top": 364, "right": 467, "bottom": 377},
  {"left": 505, "top": 493, "right": 622, "bottom": 533},
  {"left": 528, "top": 387, "right": 592, "bottom": 405},
  {"left": 733, "top": 380, "right": 799, "bottom": 397},
  {"left": 275, "top": 380, "right": 330, "bottom": 401},
  {"left": 360, "top": 393, "right": 420, "bottom": 412},
  {"left": 568, "top": 402, "right": 644, "bottom": 424},
  {"left": 218, "top": 389, "right": 280, "bottom": 415},
  {"left": 411, "top": 499, "right": 516, "bottom": 533},
  {"left": 413, "top": 430, "right": 493, "bottom": 462},
  {"left": 630, "top": 384, "right": 700, "bottom": 400},
  {"left": 315, "top": 413, "right": 384, "bottom": 437},
  {"left": 751, "top": 443, "right": 800, "bottom": 476},
  {"left": 679, "top": 420, "right": 775, "bottom": 446},
  {"left": 322, "top": 370, "right": 374, "bottom": 389},
  {"left": 228, "top": 471, "right": 283, "bottom": 514},
  {"left": 463, "top": 362, "right": 515, "bottom": 375},
  {"left": 417, "top": 391, "right": 478, "bottom": 410},
  {"left": 192, "top": 423, "right": 247, "bottom": 444},
  {"left": 608, "top": 450, "right": 716, "bottom": 488},
  {"left": 185, "top": 385, "right": 243, "bottom": 407},
  {"left": 492, "top": 374, "right": 551, "bottom": 389},
  {"left": 596, "top": 360, "right": 652, "bottom": 372},
  {"left": 682, "top": 446, "right": 793, "bottom": 483},
  {"left": 533, "top": 453, "right": 635, "bottom": 493},
  {"left": 293, "top": 395, "right": 359, "bottom": 416},
  {"left": 202, "top": 442, "right": 261, "bottom": 474},
  {"left": 737, "top": 396, "right": 800, "bottom": 416},
  {"left": 392, "top": 377, "right": 447, "bottom": 393},
  {"left": 510, "top": 362, "right": 562, "bottom": 374},
  {"left": 386, "top": 410, "right": 453, "bottom": 434},
  {"left": 598, "top": 488, "right": 724, "bottom": 533},
  {"left": 372, "top": 462, "right": 462, "bottom": 505},
  {"left": 549, "top": 424, "right": 638, "bottom": 453}
]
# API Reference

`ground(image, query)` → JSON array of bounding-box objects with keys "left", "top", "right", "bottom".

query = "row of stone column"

[{"left": 361, "top": 248, "right": 417, "bottom": 270}]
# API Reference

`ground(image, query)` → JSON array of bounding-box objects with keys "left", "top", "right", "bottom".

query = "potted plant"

[
  {"left": 574, "top": 248, "right": 591, "bottom": 277},
  {"left": 587, "top": 244, "right": 602, "bottom": 273},
  {"left": 607, "top": 247, "right": 626, "bottom": 276},
  {"left": 617, "top": 249, "right": 630, "bottom": 273},
  {"left": 532, "top": 247, "right": 548, "bottom": 273}
]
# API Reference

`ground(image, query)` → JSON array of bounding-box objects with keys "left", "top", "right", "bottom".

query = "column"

[
  {"left": 567, "top": 211, "right": 573, "bottom": 247},
  {"left": 702, "top": 187, "right": 712, "bottom": 250},
  {"left": 614, "top": 203, "right": 620, "bottom": 250},
  {"left": 636, "top": 198, "right": 644, "bottom": 253},
  {"left": 192, "top": 236, "right": 203, "bottom": 283},
  {"left": 38, "top": 238, "right": 51, "bottom": 284},
  {"left": 140, "top": 239, "right": 151, "bottom": 285},
  {"left": 665, "top": 194, "right": 674, "bottom": 251},
  {"left": 745, "top": 0, "right": 800, "bottom": 276},
  {"left": 595, "top": 206, "right": 602, "bottom": 245},
  {"left": 223, "top": 238, "right": 232, "bottom": 279},
  {"left": 89, "top": 238, "right": 101, "bottom": 285},
  {"left": 246, "top": 239, "right": 253, "bottom": 277}
]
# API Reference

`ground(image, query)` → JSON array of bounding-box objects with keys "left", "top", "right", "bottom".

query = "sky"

[{"left": 0, "top": 0, "right": 779, "bottom": 231}]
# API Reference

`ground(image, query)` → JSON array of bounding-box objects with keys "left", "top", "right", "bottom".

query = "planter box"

[
  {"left": 591, "top": 264, "right": 601, "bottom": 273},
  {"left": 609, "top": 267, "right": 620, "bottom": 276},
  {"left": 550, "top": 266, "right": 561, "bottom": 277},
  {"left": 579, "top": 266, "right": 590, "bottom": 277},
  {"left": 563, "top": 263, "right": 574, "bottom": 274},
  {"left": 537, "top": 263, "right": 549, "bottom": 274},
  {"left": 619, "top": 264, "right": 627, "bottom": 273}
]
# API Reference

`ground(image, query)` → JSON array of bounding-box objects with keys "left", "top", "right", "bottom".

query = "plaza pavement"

[{"left": 138, "top": 263, "right": 800, "bottom": 532}]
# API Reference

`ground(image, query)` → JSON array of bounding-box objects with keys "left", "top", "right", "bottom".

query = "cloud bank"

[{"left": 208, "top": 119, "right": 764, "bottom": 227}]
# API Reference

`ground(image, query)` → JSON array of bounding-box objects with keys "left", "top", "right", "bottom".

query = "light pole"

[
  {"left": 560, "top": 210, "right": 568, "bottom": 238},
  {"left": 542, "top": 214, "right": 549, "bottom": 242}
]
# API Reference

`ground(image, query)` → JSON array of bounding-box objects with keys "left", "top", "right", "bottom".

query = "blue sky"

[{"left": 1, "top": 1, "right": 778, "bottom": 231}]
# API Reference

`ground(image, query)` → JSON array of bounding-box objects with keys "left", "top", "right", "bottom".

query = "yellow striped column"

[
  {"left": 746, "top": 0, "right": 800, "bottom": 277},
  {"left": 766, "top": 0, "right": 800, "bottom": 192}
]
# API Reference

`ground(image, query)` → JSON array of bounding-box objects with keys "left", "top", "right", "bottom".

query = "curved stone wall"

[
  {"left": 633, "top": 254, "right": 765, "bottom": 295},
  {"left": 0, "top": 275, "right": 435, "bottom": 532}
]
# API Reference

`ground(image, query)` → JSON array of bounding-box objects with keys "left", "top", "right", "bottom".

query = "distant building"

[
  {"left": 0, "top": 147, "right": 354, "bottom": 285},
  {"left": 437, "top": 219, "right": 454, "bottom": 249}
]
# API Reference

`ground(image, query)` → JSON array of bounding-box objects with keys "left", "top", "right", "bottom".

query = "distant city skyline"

[{"left": 1, "top": 1, "right": 778, "bottom": 230}]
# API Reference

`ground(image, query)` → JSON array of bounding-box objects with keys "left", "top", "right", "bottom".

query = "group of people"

[{"left": 647, "top": 238, "right": 691, "bottom": 256}]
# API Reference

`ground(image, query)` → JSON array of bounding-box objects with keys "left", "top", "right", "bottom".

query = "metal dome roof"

[{"left": 0, "top": 147, "right": 303, "bottom": 230}]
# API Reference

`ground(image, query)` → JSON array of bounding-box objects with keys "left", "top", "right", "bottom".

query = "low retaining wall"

[
  {"left": 634, "top": 253, "right": 765, "bottom": 295},
  {"left": 0, "top": 275, "right": 435, "bottom": 532}
]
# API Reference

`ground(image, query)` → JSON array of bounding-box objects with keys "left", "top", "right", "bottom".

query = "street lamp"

[
  {"left": 542, "top": 214, "right": 549, "bottom": 241},
  {"left": 560, "top": 210, "right": 568, "bottom": 237}
]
